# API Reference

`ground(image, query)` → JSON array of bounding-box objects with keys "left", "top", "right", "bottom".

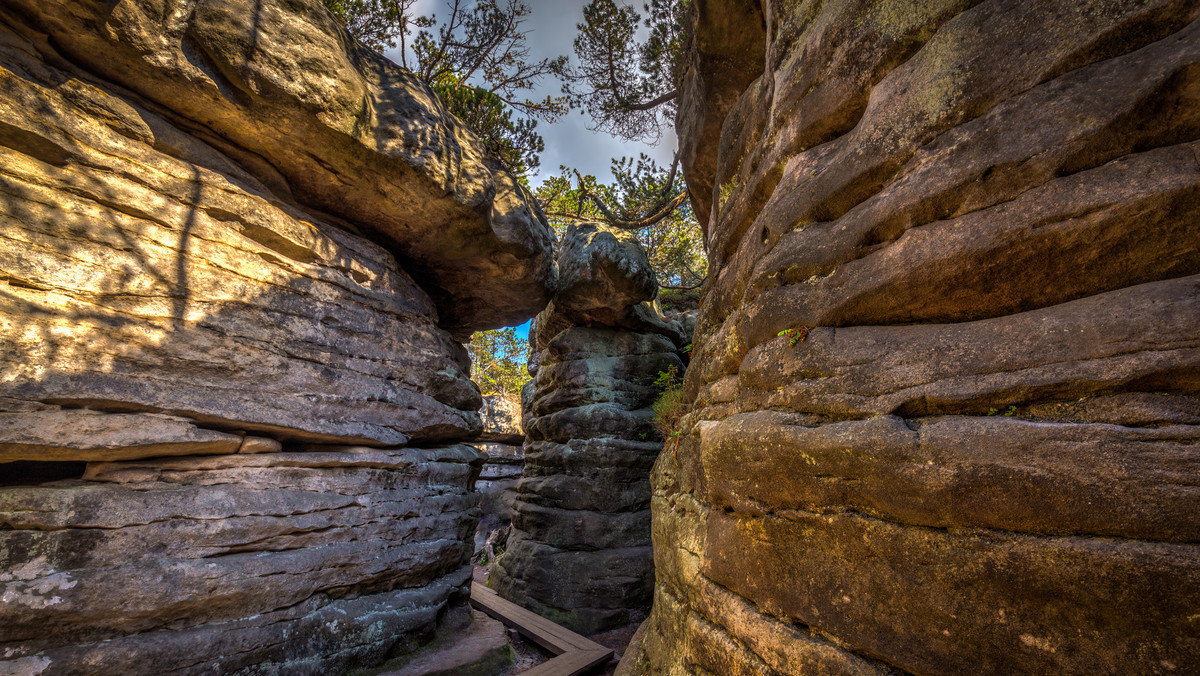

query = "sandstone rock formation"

[
  {"left": 0, "top": 0, "right": 554, "bottom": 672},
  {"left": 0, "top": 0, "right": 555, "bottom": 336},
  {"left": 1, "top": 446, "right": 483, "bottom": 675},
  {"left": 624, "top": 1, "right": 1200, "bottom": 674},
  {"left": 472, "top": 394, "right": 525, "bottom": 550},
  {"left": 491, "top": 222, "right": 687, "bottom": 634},
  {"left": 479, "top": 394, "right": 526, "bottom": 445}
]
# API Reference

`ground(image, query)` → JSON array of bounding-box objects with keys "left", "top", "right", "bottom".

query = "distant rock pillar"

[
  {"left": 471, "top": 394, "right": 526, "bottom": 550},
  {"left": 490, "top": 222, "right": 687, "bottom": 634}
]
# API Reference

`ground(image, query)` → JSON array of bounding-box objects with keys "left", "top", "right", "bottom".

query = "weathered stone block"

[
  {"left": 626, "top": 1, "right": 1200, "bottom": 673},
  {"left": 0, "top": 445, "right": 484, "bottom": 674},
  {"left": 491, "top": 224, "right": 685, "bottom": 634}
]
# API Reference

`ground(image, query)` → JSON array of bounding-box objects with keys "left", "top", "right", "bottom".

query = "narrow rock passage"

[{"left": 491, "top": 221, "right": 690, "bottom": 635}]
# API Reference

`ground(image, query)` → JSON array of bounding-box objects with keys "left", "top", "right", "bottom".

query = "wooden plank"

[
  {"left": 470, "top": 585, "right": 565, "bottom": 655},
  {"left": 521, "top": 649, "right": 613, "bottom": 676},
  {"left": 469, "top": 583, "right": 614, "bottom": 676},
  {"left": 470, "top": 583, "right": 602, "bottom": 653},
  {"left": 470, "top": 583, "right": 565, "bottom": 653}
]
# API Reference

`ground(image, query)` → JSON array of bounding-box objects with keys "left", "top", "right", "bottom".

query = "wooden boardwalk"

[{"left": 469, "top": 583, "right": 613, "bottom": 676}]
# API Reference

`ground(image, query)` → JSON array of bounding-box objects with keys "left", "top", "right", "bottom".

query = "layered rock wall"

[
  {"left": 2, "top": 446, "right": 482, "bottom": 675},
  {"left": 0, "top": 0, "right": 554, "bottom": 672},
  {"left": 626, "top": 1, "right": 1200, "bottom": 674},
  {"left": 472, "top": 394, "right": 526, "bottom": 550},
  {"left": 0, "top": 0, "right": 555, "bottom": 335},
  {"left": 491, "top": 222, "right": 687, "bottom": 634}
]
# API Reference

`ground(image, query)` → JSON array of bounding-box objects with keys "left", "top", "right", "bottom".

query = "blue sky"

[{"left": 513, "top": 319, "right": 532, "bottom": 340}]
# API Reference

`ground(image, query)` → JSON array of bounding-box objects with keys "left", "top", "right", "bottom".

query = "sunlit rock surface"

[
  {"left": 478, "top": 394, "right": 525, "bottom": 444},
  {"left": 0, "top": 0, "right": 555, "bottom": 335},
  {"left": 0, "top": 0, "right": 553, "bottom": 671},
  {"left": 491, "top": 222, "right": 687, "bottom": 634},
  {"left": 623, "top": 1, "right": 1200, "bottom": 674}
]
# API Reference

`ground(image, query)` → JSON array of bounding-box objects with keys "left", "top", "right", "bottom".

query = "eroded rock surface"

[
  {"left": 478, "top": 394, "right": 525, "bottom": 444},
  {"left": 626, "top": 1, "right": 1200, "bottom": 674},
  {"left": 0, "top": 0, "right": 551, "bottom": 671},
  {"left": 472, "top": 394, "right": 525, "bottom": 550},
  {"left": 0, "top": 0, "right": 555, "bottom": 335},
  {"left": 0, "top": 445, "right": 483, "bottom": 675},
  {"left": 491, "top": 222, "right": 686, "bottom": 634},
  {"left": 0, "top": 12, "right": 487, "bottom": 444}
]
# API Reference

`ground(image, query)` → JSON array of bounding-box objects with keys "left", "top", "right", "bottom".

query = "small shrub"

[
  {"left": 778, "top": 326, "right": 810, "bottom": 346},
  {"left": 651, "top": 364, "right": 687, "bottom": 445},
  {"left": 653, "top": 364, "right": 680, "bottom": 390},
  {"left": 652, "top": 387, "right": 687, "bottom": 442}
]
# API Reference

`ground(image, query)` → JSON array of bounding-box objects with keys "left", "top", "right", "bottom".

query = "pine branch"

[
  {"left": 571, "top": 168, "right": 688, "bottom": 231},
  {"left": 620, "top": 88, "right": 678, "bottom": 111}
]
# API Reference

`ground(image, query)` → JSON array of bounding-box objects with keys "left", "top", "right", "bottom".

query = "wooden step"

[{"left": 469, "top": 583, "right": 614, "bottom": 676}]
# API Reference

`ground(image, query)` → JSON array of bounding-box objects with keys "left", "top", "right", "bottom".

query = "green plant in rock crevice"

[
  {"left": 652, "top": 364, "right": 686, "bottom": 453},
  {"left": 778, "top": 326, "right": 810, "bottom": 346},
  {"left": 653, "top": 364, "right": 680, "bottom": 391}
]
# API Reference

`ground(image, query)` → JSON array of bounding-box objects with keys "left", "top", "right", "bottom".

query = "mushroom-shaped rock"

[
  {"left": 554, "top": 221, "right": 658, "bottom": 320},
  {"left": 491, "top": 224, "right": 686, "bottom": 633}
]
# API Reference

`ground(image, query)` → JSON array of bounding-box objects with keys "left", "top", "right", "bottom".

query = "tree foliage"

[
  {"left": 411, "top": 0, "right": 569, "bottom": 121},
  {"left": 546, "top": 0, "right": 699, "bottom": 276},
  {"left": 323, "top": 0, "right": 424, "bottom": 53},
  {"left": 467, "top": 327, "right": 529, "bottom": 396},
  {"left": 327, "top": 0, "right": 702, "bottom": 279},
  {"left": 535, "top": 154, "right": 705, "bottom": 289},
  {"left": 434, "top": 75, "right": 545, "bottom": 177},
  {"left": 324, "top": 0, "right": 567, "bottom": 178},
  {"left": 563, "top": 0, "right": 691, "bottom": 141}
]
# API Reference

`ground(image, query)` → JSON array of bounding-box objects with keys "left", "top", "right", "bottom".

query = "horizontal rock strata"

[
  {"left": 0, "top": 0, "right": 555, "bottom": 334},
  {"left": 625, "top": 1, "right": 1200, "bottom": 674},
  {"left": 472, "top": 395, "right": 526, "bottom": 549},
  {"left": 0, "top": 19, "right": 481, "bottom": 444},
  {"left": 491, "top": 223, "right": 687, "bottom": 634},
  {"left": 0, "top": 444, "right": 483, "bottom": 675},
  {"left": 0, "top": 409, "right": 244, "bottom": 462},
  {"left": 472, "top": 441, "right": 522, "bottom": 550},
  {"left": 0, "top": 0, "right": 552, "bottom": 671}
]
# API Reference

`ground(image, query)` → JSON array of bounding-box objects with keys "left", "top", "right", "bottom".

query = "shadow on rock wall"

[{"left": 0, "top": 2, "right": 538, "bottom": 671}]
